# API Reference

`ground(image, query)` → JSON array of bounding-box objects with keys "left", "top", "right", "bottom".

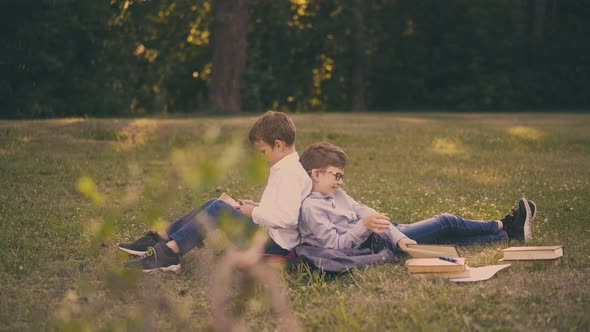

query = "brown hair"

[
  {"left": 248, "top": 111, "right": 296, "bottom": 147},
  {"left": 299, "top": 142, "right": 349, "bottom": 173}
]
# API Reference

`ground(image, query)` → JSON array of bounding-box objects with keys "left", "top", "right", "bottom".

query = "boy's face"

[
  {"left": 311, "top": 166, "right": 345, "bottom": 196},
  {"left": 254, "top": 140, "right": 287, "bottom": 165}
]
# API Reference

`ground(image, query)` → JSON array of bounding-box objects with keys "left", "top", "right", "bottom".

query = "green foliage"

[
  {"left": 76, "top": 177, "right": 104, "bottom": 205},
  {"left": 3, "top": 1, "right": 590, "bottom": 118}
]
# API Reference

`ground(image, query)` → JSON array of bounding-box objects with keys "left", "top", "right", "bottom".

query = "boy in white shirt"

[{"left": 120, "top": 111, "right": 312, "bottom": 272}]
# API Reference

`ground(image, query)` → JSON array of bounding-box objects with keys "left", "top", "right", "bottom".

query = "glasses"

[{"left": 314, "top": 169, "right": 344, "bottom": 181}]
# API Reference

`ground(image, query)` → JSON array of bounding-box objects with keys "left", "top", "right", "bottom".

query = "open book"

[
  {"left": 218, "top": 192, "right": 240, "bottom": 208},
  {"left": 405, "top": 244, "right": 461, "bottom": 258}
]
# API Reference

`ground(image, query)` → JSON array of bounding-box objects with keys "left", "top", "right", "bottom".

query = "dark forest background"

[{"left": 2, "top": 0, "right": 589, "bottom": 118}]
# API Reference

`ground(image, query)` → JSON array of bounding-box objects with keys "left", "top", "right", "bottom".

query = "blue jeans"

[
  {"left": 371, "top": 213, "right": 507, "bottom": 252},
  {"left": 167, "top": 199, "right": 289, "bottom": 256}
]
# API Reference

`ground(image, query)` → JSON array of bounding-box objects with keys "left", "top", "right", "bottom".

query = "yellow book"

[
  {"left": 411, "top": 268, "right": 472, "bottom": 279},
  {"left": 405, "top": 258, "right": 466, "bottom": 273},
  {"left": 501, "top": 246, "right": 563, "bottom": 260},
  {"left": 498, "top": 257, "right": 562, "bottom": 266}
]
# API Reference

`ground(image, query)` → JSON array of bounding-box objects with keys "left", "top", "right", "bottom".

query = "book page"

[
  {"left": 405, "top": 244, "right": 460, "bottom": 258},
  {"left": 219, "top": 192, "right": 240, "bottom": 208},
  {"left": 501, "top": 245, "right": 562, "bottom": 252},
  {"left": 449, "top": 264, "right": 511, "bottom": 282}
]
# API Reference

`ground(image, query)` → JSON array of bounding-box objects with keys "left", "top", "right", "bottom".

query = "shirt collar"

[
  {"left": 308, "top": 191, "right": 335, "bottom": 200},
  {"left": 271, "top": 151, "right": 300, "bottom": 172}
]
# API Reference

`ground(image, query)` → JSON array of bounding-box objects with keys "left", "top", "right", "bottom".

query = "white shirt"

[{"left": 252, "top": 151, "right": 312, "bottom": 250}]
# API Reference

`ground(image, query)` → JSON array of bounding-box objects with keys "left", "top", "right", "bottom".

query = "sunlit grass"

[
  {"left": 508, "top": 125, "right": 544, "bottom": 140},
  {"left": 114, "top": 119, "right": 159, "bottom": 150},
  {"left": 431, "top": 137, "right": 466, "bottom": 155},
  {"left": 1, "top": 113, "right": 589, "bottom": 331}
]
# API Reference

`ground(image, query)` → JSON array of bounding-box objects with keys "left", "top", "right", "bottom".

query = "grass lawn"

[{"left": 1, "top": 113, "right": 589, "bottom": 331}]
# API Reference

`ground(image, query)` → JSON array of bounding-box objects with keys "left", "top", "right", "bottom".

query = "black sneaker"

[
  {"left": 502, "top": 200, "right": 537, "bottom": 224},
  {"left": 126, "top": 242, "right": 181, "bottom": 273},
  {"left": 118, "top": 230, "right": 166, "bottom": 256},
  {"left": 503, "top": 197, "right": 532, "bottom": 241}
]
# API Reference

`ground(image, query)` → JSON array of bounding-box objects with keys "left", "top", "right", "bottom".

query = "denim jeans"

[
  {"left": 167, "top": 198, "right": 289, "bottom": 256},
  {"left": 372, "top": 213, "right": 507, "bottom": 252}
]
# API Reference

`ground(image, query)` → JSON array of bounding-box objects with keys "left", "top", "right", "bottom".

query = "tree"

[
  {"left": 350, "top": 0, "right": 367, "bottom": 112},
  {"left": 209, "top": 0, "right": 249, "bottom": 112},
  {"left": 533, "top": 0, "right": 546, "bottom": 42}
]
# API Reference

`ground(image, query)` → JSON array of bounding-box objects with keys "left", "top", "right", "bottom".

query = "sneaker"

[
  {"left": 118, "top": 230, "right": 166, "bottom": 256},
  {"left": 524, "top": 200, "right": 536, "bottom": 242},
  {"left": 528, "top": 200, "right": 537, "bottom": 222},
  {"left": 126, "top": 242, "right": 181, "bottom": 273},
  {"left": 502, "top": 199, "right": 537, "bottom": 225},
  {"left": 503, "top": 197, "right": 532, "bottom": 241}
]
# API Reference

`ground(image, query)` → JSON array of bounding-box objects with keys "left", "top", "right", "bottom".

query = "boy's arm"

[
  {"left": 300, "top": 203, "right": 371, "bottom": 250},
  {"left": 383, "top": 225, "right": 409, "bottom": 247},
  {"left": 343, "top": 190, "right": 409, "bottom": 247}
]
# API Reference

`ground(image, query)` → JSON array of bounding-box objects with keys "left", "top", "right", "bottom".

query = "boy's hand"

[
  {"left": 396, "top": 237, "right": 417, "bottom": 252},
  {"left": 237, "top": 203, "right": 255, "bottom": 218},
  {"left": 361, "top": 213, "right": 391, "bottom": 234},
  {"left": 238, "top": 199, "right": 259, "bottom": 207}
]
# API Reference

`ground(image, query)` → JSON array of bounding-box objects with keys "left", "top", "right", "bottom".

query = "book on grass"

[
  {"left": 405, "top": 244, "right": 461, "bottom": 258},
  {"left": 500, "top": 246, "right": 563, "bottom": 260},
  {"left": 412, "top": 267, "right": 472, "bottom": 279},
  {"left": 405, "top": 257, "right": 466, "bottom": 273},
  {"left": 498, "top": 257, "right": 562, "bottom": 266},
  {"left": 218, "top": 192, "right": 240, "bottom": 208}
]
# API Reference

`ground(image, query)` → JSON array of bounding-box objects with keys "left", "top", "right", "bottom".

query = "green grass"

[{"left": 1, "top": 113, "right": 589, "bottom": 331}]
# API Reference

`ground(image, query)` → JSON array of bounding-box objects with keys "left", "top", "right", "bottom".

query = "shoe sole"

[
  {"left": 528, "top": 200, "right": 537, "bottom": 221},
  {"left": 143, "top": 264, "right": 181, "bottom": 273},
  {"left": 118, "top": 246, "right": 147, "bottom": 256},
  {"left": 522, "top": 198, "right": 533, "bottom": 242}
]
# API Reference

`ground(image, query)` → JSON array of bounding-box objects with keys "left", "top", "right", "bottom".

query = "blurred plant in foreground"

[{"left": 57, "top": 124, "right": 300, "bottom": 331}]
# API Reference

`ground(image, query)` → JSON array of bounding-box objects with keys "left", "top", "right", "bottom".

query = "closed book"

[
  {"left": 501, "top": 246, "right": 563, "bottom": 260},
  {"left": 498, "top": 257, "right": 562, "bottom": 266},
  {"left": 411, "top": 268, "right": 471, "bottom": 279},
  {"left": 405, "top": 258, "right": 466, "bottom": 273},
  {"left": 405, "top": 244, "right": 460, "bottom": 258}
]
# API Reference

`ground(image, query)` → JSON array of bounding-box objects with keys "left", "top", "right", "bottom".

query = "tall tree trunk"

[
  {"left": 350, "top": 0, "right": 366, "bottom": 112},
  {"left": 533, "top": 0, "right": 546, "bottom": 42},
  {"left": 209, "top": 0, "right": 249, "bottom": 113},
  {"left": 511, "top": 0, "right": 525, "bottom": 39}
]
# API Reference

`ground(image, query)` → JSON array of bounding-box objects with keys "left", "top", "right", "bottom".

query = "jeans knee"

[
  {"left": 435, "top": 213, "right": 455, "bottom": 223},
  {"left": 205, "top": 198, "right": 217, "bottom": 205},
  {"left": 206, "top": 198, "right": 231, "bottom": 214}
]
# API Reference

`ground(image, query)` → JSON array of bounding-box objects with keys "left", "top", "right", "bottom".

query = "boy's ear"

[
  {"left": 273, "top": 140, "right": 284, "bottom": 150},
  {"left": 310, "top": 169, "right": 321, "bottom": 182}
]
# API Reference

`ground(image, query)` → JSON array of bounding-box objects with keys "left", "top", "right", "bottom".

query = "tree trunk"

[
  {"left": 209, "top": 0, "right": 249, "bottom": 113},
  {"left": 350, "top": 0, "right": 366, "bottom": 112},
  {"left": 533, "top": 0, "right": 546, "bottom": 42},
  {"left": 511, "top": 0, "right": 525, "bottom": 39}
]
